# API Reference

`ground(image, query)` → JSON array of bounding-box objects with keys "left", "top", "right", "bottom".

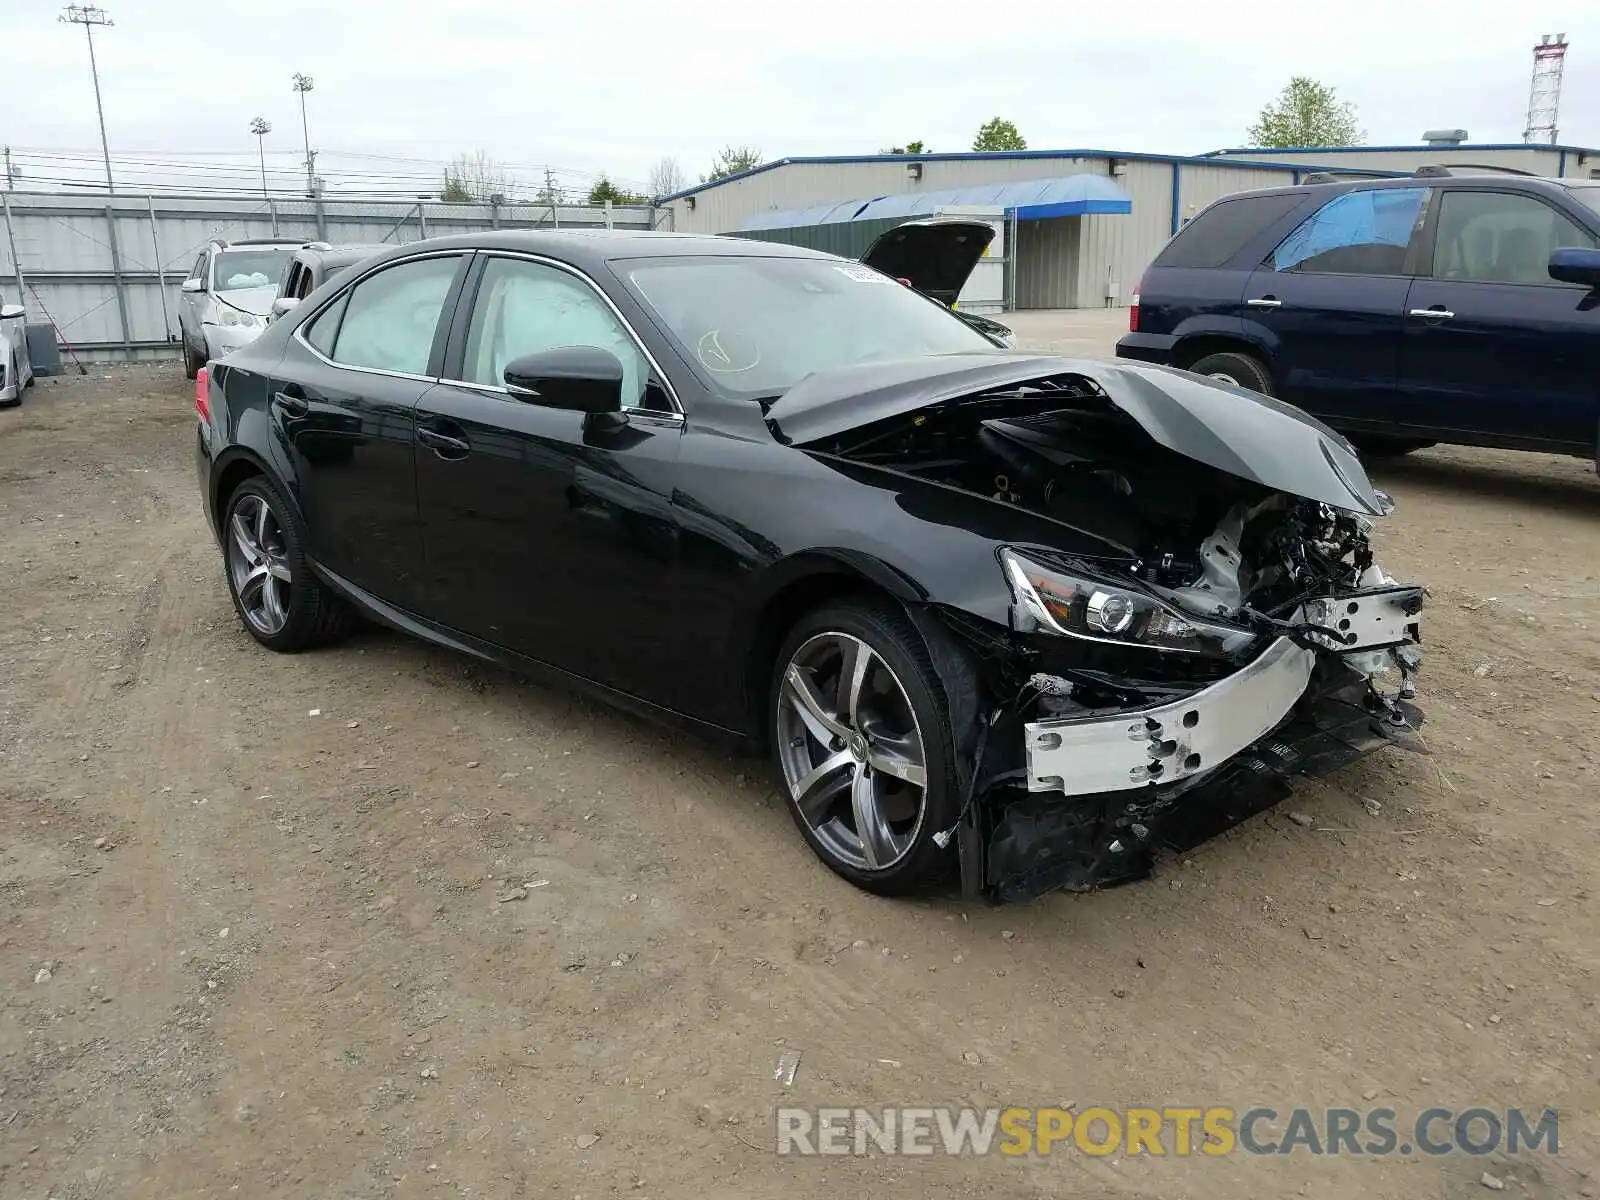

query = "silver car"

[
  {"left": 1, "top": 299, "right": 34, "bottom": 406},
  {"left": 179, "top": 238, "right": 302, "bottom": 378}
]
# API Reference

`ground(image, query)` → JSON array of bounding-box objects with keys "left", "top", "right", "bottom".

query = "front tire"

[
  {"left": 2, "top": 356, "right": 19, "bottom": 408},
  {"left": 769, "top": 599, "right": 958, "bottom": 895},
  {"left": 183, "top": 337, "right": 203, "bottom": 380},
  {"left": 1188, "top": 350, "right": 1274, "bottom": 395},
  {"left": 222, "top": 476, "right": 353, "bottom": 652}
]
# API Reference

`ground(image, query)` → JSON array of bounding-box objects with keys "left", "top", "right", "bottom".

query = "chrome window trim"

[
  {"left": 438, "top": 376, "right": 685, "bottom": 426},
  {"left": 437, "top": 250, "right": 685, "bottom": 416},
  {"left": 291, "top": 249, "right": 471, "bottom": 383}
]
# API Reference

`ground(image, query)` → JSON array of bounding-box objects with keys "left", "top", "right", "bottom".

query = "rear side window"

[
  {"left": 304, "top": 292, "right": 348, "bottom": 356},
  {"left": 1154, "top": 193, "right": 1309, "bottom": 268},
  {"left": 1432, "top": 191, "right": 1595, "bottom": 285},
  {"left": 325, "top": 255, "right": 462, "bottom": 375},
  {"left": 1269, "top": 187, "right": 1427, "bottom": 276}
]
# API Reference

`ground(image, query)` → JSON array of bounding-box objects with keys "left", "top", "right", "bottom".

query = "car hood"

[
  {"left": 859, "top": 218, "right": 996, "bottom": 306},
  {"left": 765, "top": 354, "right": 1386, "bottom": 516},
  {"left": 211, "top": 285, "right": 281, "bottom": 317}
]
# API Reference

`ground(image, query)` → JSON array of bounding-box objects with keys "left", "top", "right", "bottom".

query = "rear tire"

[
  {"left": 1187, "top": 350, "right": 1274, "bottom": 395},
  {"left": 221, "top": 475, "right": 354, "bottom": 652},
  {"left": 769, "top": 599, "right": 958, "bottom": 896}
]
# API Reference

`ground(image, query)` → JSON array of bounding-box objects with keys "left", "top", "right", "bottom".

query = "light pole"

[
  {"left": 292, "top": 73, "right": 316, "bottom": 198},
  {"left": 59, "top": 5, "right": 115, "bottom": 194},
  {"left": 249, "top": 117, "right": 271, "bottom": 200}
]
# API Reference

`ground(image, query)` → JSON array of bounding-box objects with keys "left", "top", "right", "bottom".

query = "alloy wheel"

[
  {"left": 1208, "top": 371, "right": 1241, "bottom": 386},
  {"left": 226, "top": 493, "right": 294, "bottom": 636},
  {"left": 775, "top": 632, "right": 929, "bottom": 872}
]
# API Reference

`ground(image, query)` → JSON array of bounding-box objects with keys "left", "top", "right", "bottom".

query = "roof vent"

[{"left": 1421, "top": 129, "right": 1468, "bottom": 146}]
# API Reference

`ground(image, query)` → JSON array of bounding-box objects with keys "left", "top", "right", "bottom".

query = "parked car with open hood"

[
  {"left": 1, "top": 299, "right": 35, "bottom": 406},
  {"left": 860, "top": 217, "right": 1016, "bottom": 346},
  {"left": 179, "top": 238, "right": 305, "bottom": 377},
  {"left": 194, "top": 230, "right": 1425, "bottom": 902}
]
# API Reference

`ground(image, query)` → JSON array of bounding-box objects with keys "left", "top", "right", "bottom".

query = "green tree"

[
  {"left": 703, "top": 145, "right": 763, "bottom": 183},
  {"left": 883, "top": 139, "right": 928, "bottom": 155},
  {"left": 1247, "top": 77, "right": 1364, "bottom": 148},
  {"left": 588, "top": 175, "right": 647, "bottom": 206},
  {"left": 972, "top": 119, "right": 1025, "bottom": 152}
]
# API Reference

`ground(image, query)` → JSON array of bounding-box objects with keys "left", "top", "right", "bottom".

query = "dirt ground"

[{"left": 2, "top": 360, "right": 1598, "bottom": 1200}]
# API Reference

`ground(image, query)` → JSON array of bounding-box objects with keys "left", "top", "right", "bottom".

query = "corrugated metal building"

[{"left": 661, "top": 141, "right": 1600, "bottom": 310}]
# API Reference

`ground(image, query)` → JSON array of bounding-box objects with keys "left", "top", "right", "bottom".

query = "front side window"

[
  {"left": 460, "top": 257, "right": 649, "bottom": 406},
  {"left": 213, "top": 249, "right": 294, "bottom": 293},
  {"left": 190, "top": 252, "right": 209, "bottom": 284},
  {"left": 327, "top": 255, "right": 461, "bottom": 375},
  {"left": 1432, "top": 190, "right": 1596, "bottom": 285},
  {"left": 620, "top": 254, "right": 994, "bottom": 399},
  {"left": 1269, "top": 187, "right": 1427, "bottom": 276}
]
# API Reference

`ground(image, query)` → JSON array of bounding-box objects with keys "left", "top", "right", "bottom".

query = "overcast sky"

[{"left": 3, "top": 0, "right": 1597, "bottom": 199}]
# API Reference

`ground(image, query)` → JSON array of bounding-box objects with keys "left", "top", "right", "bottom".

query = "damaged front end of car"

[{"left": 773, "top": 355, "right": 1427, "bottom": 902}]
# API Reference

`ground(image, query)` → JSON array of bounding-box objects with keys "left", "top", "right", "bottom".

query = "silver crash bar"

[{"left": 1022, "top": 586, "right": 1422, "bottom": 798}]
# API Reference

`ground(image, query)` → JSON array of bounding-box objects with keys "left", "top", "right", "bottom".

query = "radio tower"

[{"left": 1523, "top": 33, "right": 1569, "bottom": 144}]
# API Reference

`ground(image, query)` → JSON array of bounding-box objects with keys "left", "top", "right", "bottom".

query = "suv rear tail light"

[
  {"left": 195, "top": 367, "right": 211, "bottom": 424},
  {"left": 1129, "top": 275, "right": 1146, "bottom": 332}
]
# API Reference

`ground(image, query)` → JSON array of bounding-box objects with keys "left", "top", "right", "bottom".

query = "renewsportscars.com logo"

[{"left": 775, "top": 1106, "right": 1561, "bottom": 1158}]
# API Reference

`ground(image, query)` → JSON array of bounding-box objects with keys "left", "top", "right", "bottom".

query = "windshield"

[
  {"left": 1563, "top": 184, "right": 1600, "bottom": 218},
  {"left": 620, "top": 254, "right": 995, "bottom": 398},
  {"left": 213, "top": 250, "right": 293, "bottom": 292}
]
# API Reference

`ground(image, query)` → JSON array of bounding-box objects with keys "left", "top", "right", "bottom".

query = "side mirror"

[
  {"left": 0, "top": 304, "right": 23, "bottom": 320},
  {"left": 1547, "top": 246, "right": 1600, "bottom": 287},
  {"left": 503, "top": 346, "right": 624, "bottom": 414},
  {"left": 181, "top": 278, "right": 205, "bottom": 293},
  {"left": 271, "top": 296, "right": 300, "bottom": 316}
]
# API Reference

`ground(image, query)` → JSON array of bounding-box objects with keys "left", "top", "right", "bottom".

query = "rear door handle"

[
  {"left": 272, "top": 390, "right": 310, "bottom": 416},
  {"left": 417, "top": 426, "right": 471, "bottom": 458},
  {"left": 1246, "top": 297, "right": 1282, "bottom": 308},
  {"left": 1408, "top": 307, "right": 1455, "bottom": 320}
]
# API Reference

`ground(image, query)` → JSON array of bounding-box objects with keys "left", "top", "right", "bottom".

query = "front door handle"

[
  {"left": 1247, "top": 296, "right": 1282, "bottom": 308},
  {"left": 417, "top": 426, "right": 471, "bottom": 458},
  {"left": 272, "top": 390, "right": 310, "bottom": 417},
  {"left": 1408, "top": 307, "right": 1455, "bottom": 320}
]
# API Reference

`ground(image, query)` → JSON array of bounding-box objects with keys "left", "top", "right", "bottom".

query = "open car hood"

[
  {"left": 859, "top": 218, "right": 996, "bottom": 307},
  {"left": 765, "top": 354, "right": 1386, "bottom": 516}
]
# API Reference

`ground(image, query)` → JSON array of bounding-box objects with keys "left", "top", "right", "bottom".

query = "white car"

[
  {"left": 178, "top": 238, "right": 304, "bottom": 378},
  {"left": 1, "top": 300, "right": 35, "bottom": 406}
]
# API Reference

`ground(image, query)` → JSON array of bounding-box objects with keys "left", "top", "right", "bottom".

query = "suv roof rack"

[
  {"left": 215, "top": 237, "right": 305, "bottom": 249},
  {"left": 1300, "top": 169, "right": 1393, "bottom": 185},
  {"left": 1412, "top": 163, "right": 1536, "bottom": 178}
]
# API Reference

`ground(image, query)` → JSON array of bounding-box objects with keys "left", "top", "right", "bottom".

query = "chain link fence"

[{"left": 1, "top": 191, "right": 671, "bottom": 363}]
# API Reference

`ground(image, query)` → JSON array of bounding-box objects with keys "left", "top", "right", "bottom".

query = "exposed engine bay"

[{"left": 808, "top": 372, "right": 1427, "bottom": 902}]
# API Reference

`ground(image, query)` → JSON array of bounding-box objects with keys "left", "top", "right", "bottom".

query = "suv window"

[
  {"left": 1269, "top": 187, "right": 1427, "bottom": 276},
  {"left": 1153, "top": 192, "right": 1308, "bottom": 268},
  {"left": 191, "top": 252, "right": 209, "bottom": 284},
  {"left": 1432, "top": 190, "right": 1595, "bottom": 285},
  {"left": 326, "top": 255, "right": 461, "bottom": 375},
  {"left": 460, "top": 257, "right": 649, "bottom": 406}
]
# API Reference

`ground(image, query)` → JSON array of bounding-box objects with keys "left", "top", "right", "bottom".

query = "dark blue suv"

[{"left": 1117, "top": 169, "right": 1600, "bottom": 461}]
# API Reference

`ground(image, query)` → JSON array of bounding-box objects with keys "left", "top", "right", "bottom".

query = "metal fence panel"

[{"left": 1, "top": 190, "right": 660, "bottom": 362}]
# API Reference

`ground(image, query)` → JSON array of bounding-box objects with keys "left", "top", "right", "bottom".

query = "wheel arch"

[
  {"left": 737, "top": 551, "right": 927, "bottom": 744},
  {"left": 1171, "top": 332, "right": 1274, "bottom": 373},
  {"left": 210, "top": 447, "right": 297, "bottom": 536}
]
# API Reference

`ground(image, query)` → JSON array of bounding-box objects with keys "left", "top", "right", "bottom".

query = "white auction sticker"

[{"left": 834, "top": 265, "right": 897, "bottom": 284}]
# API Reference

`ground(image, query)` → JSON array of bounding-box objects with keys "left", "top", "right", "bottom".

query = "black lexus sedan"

[{"left": 194, "top": 230, "right": 1426, "bottom": 902}]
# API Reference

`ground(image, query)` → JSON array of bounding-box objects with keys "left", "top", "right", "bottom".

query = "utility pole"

[
  {"left": 249, "top": 117, "right": 271, "bottom": 201},
  {"left": 59, "top": 5, "right": 115, "bottom": 194},
  {"left": 292, "top": 73, "right": 316, "bottom": 198},
  {"left": 2, "top": 146, "right": 17, "bottom": 190}
]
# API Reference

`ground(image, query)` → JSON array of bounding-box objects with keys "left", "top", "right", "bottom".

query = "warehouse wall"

[{"left": 1014, "top": 216, "right": 1079, "bottom": 309}]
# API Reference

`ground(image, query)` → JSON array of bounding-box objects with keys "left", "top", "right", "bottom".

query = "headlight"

[
  {"left": 218, "top": 309, "right": 258, "bottom": 329},
  {"left": 1001, "top": 548, "right": 1254, "bottom": 656}
]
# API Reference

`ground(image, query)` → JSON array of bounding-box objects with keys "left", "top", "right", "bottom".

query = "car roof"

[
  {"left": 1238, "top": 172, "right": 1581, "bottom": 203},
  {"left": 349, "top": 229, "right": 831, "bottom": 272}
]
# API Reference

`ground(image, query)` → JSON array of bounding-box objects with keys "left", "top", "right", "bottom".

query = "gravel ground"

[{"left": 1, "top": 360, "right": 1598, "bottom": 1200}]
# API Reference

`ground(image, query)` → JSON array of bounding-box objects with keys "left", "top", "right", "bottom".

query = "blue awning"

[{"left": 735, "top": 174, "right": 1131, "bottom": 232}]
